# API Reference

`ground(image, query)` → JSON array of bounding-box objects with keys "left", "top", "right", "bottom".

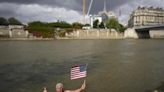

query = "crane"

[
  {"left": 83, "top": 0, "right": 86, "bottom": 17},
  {"left": 87, "top": 0, "right": 94, "bottom": 16},
  {"left": 82, "top": 0, "right": 94, "bottom": 24}
]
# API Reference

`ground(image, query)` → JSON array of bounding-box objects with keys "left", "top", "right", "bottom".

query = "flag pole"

[
  {"left": 83, "top": 63, "right": 88, "bottom": 91},
  {"left": 86, "top": 63, "right": 88, "bottom": 70},
  {"left": 85, "top": 63, "right": 88, "bottom": 82}
]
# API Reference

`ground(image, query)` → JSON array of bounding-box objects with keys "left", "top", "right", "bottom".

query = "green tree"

[
  {"left": 84, "top": 24, "right": 91, "bottom": 26},
  {"left": 8, "top": 17, "right": 22, "bottom": 25},
  {"left": 72, "top": 22, "right": 83, "bottom": 29},
  {"left": 28, "top": 21, "right": 54, "bottom": 38},
  {"left": 48, "top": 21, "right": 72, "bottom": 28},
  {"left": 28, "top": 21, "right": 47, "bottom": 27},
  {"left": 0, "top": 17, "right": 8, "bottom": 25},
  {"left": 106, "top": 18, "right": 119, "bottom": 29},
  {"left": 118, "top": 24, "right": 126, "bottom": 32},
  {"left": 93, "top": 19, "right": 99, "bottom": 28},
  {"left": 48, "top": 21, "right": 73, "bottom": 35},
  {"left": 106, "top": 18, "right": 126, "bottom": 32},
  {"left": 99, "top": 22, "right": 105, "bottom": 29}
]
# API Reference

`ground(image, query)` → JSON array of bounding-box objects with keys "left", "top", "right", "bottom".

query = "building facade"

[
  {"left": 90, "top": 11, "right": 117, "bottom": 28},
  {"left": 89, "top": 0, "right": 117, "bottom": 28},
  {"left": 99, "top": 11, "right": 117, "bottom": 22},
  {"left": 128, "top": 7, "right": 164, "bottom": 27},
  {"left": 0, "top": 25, "right": 28, "bottom": 38},
  {"left": 90, "top": 15, "right": 103, "bottom": 28}
]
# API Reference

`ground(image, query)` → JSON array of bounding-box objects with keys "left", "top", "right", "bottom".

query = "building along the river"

[
  {"left": 125, "top": 7, "right": 164, "bottom": 39},
  {"left": 128, "top": 6, "right": 164, "bottom": 27},
  {"left": 0, "top": 25, "right": 29, "bottom": 38},
  {"left": 89, "top": 0, "right": 117, "bottom": 28}
]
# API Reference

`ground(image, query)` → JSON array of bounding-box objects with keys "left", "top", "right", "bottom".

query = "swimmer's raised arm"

[{"left": 64, "top": 80, "right": 86, "bottom": 92}]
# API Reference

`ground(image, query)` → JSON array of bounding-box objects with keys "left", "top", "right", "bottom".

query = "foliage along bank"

[
  {"left": 93, "top": 18, "right": 126, "bottom": 32},
  {"left": 27, "top": 21, "right": 83, "bottom": 38}
]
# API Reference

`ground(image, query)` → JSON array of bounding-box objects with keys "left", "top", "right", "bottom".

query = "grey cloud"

[
  {"left": 0, "top": 0, "right": 134, "bottom": 13},
  {"left": 0, "top": 0, "right": 81, "bottom": 11},
  {"left": 87, "top": 0, "right": 135, "bottom": 14},
  {"left": 0, "top": 3, "right": 18, "bottom": 18},
  {"left": 0, "top": 0, "right": 163, "bottom": 24},
  {"left": 0, "top": 3, "right": 83, "bottom": 23}
]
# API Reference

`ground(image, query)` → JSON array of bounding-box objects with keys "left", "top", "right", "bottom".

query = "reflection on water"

[{"left": 0, "top": 40, "right": 164, "bottom": 92}]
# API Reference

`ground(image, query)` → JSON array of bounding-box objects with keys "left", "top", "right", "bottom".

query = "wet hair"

[
  {"left": 56, "top": 83, "right": 63, "bottom": 89},
  {"left": 56, "top": 83, "right": 65, "bottom": 92}
]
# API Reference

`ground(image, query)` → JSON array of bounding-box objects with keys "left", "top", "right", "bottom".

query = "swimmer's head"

[{"left": 56, "top": 83, "right": 64, "bottom": 92}]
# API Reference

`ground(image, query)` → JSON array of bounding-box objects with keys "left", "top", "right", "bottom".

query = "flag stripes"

[{"left": 70, "top": 64, "right": 87, "bottom": 80}]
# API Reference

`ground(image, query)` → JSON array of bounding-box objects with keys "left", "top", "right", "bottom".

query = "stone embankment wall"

[
  {"left": 124, "top": 28, "right": 164, "bottom": 39},
  {"left": 0, "top": 29, "right": 10, "bottom": 38},
  {"left": 10, "top": 29, "right": 29, "bottom": 38},
  {"left": 0, "top": 29, "right": 29, "bottom": 38},
  {"left": 124, "top": 28, "right": 139, "bottom": 39},
  {"left": 65, "top": 29, "right": 124, "bottom": 39},
  {"left": 150, "top": 30, "right": 164, "bottom": 38}
]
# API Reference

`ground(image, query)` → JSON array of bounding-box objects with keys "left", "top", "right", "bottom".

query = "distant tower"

[
  {"left": 103, "top": 0, "right": 107, "bottom": 12},
  {"left": 83, "top": 0, "right": 86, "bottom": 24}
]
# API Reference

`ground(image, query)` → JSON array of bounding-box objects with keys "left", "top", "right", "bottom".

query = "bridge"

[
  {"left": 125, "top": 25, "right": 164, "bottom": 39},
  {"left": 135, "top": 24, "right": 164, "bottom": 31},
  {"left": 133, "top": 25, "right": 164, "bottom": 38}
]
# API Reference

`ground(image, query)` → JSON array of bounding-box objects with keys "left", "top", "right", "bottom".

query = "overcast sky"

[{"left": 0, "top": 0, "right": 164, "bottom": 24}]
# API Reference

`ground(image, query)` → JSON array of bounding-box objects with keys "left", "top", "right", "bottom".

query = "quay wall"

[
  {"left": 65, "top": 29, "right": 124, "bottom": 39},
  {"left": 124, "top": 28, "right": 164, "bottom": 39},
  {"left": 0, "top": 29, "right": 28, "bottom": 38},
  {"left": 150, "top": 30, "right": 164, "bottom": 38}
]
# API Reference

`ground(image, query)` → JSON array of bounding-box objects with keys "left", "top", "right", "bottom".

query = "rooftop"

[{"left": 137, "top": 6, "right": 164, "bottom": 11}]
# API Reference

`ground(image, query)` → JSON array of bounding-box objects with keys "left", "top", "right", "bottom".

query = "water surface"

[{"left": 0, "top": 40, "right": 164, "bottom": 92}]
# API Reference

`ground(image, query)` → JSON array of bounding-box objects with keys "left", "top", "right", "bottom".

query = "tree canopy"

[
  {"left": 48, "top": 21, "right": 72, "bottom": 28},
  {"left": 106, "top": 18, "right": 126, "bottom": 32},
  {"left": 28, "top": 21, "right": 48, "bottom": 27},
  {"left": 99, "top": 22, "right": 105, "bottom": 29},
  {"left": 93, "top": 20, "right": 106, "bottom": 29},
  {"left": 27, "top": 21, "right": 77, "bottom": 38},
  {"left": 84, "top": 24, "right": 91, "bottom": 26},
  {"left": 106, "top": 18, "right": 119, "bottom": 29},
  {"left": 0, "top": 17, "right": 8, "bottom": 25},
  {"left": 93, "top": 19, "right": 99, "bottom": 28},
  {"left": 72, "top": 22, "right": 83, "bottom": 29},
  {"left": 27, "top": 21, "right": 54, "bottom": 38},
  {"left": 8, "top": 17, "right": 22, "bottom": 25}
]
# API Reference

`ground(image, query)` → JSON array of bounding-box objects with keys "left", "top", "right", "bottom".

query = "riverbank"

[
  {"left": 0, "top": 37, "right": 125, "bottom": 41},
  {"left": 0, "top": 38, "right": 55, "bottom": 41},
  {"left": 56, "top": 37, "right": 124, "bottom": 40},
  {"left": 1, "top": 37, "right": 164, "bottom": 41}
]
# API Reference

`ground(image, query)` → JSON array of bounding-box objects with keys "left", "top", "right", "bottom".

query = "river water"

[{"left": 0, "top": 40, "right": 164, "bottom": 92}]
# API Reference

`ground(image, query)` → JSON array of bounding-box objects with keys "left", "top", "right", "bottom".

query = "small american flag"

[{"left": 70, "top": 64, "right": 87, "bottom": 80}]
